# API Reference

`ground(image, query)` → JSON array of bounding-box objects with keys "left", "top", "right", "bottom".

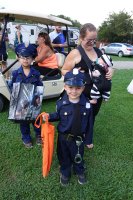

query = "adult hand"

[{"left": 105, "top": 67, "right": 114, "bottom": 80}]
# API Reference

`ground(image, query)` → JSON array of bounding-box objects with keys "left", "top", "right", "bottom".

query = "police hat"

[
  {"left": 15, "top": 43, "right": 37, "bottom": 58},
  {"left": 64, "top": 68, "right": 85, "bottom": 87}
]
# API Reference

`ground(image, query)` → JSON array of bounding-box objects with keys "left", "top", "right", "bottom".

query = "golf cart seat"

[
  {"left": 56, "top": 53, "right": 66, "bottom": 68},
  {"left": 41, "top": 69, "right": 61, "bottom": 81}
]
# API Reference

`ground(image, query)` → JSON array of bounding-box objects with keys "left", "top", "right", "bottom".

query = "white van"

[{"left": 7, "top": 23, "right": 79, "bottom": 47}]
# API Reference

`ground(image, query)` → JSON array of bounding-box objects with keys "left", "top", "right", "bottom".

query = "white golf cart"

[{"left": 0, "top": 8, "right": 73, "bottom": 112}]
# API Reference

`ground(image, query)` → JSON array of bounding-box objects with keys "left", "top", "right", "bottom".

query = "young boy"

[
  {"left": 43, "top": 68, "right": 93, "bottom": 186},
  {"left": 90, "top": 54, "right": 113, "bottom": 104},
  {"left": 9, "top": 43, "right": 43, "bottom": 148}
]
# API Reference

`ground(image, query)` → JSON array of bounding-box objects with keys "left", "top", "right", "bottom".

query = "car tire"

[
  {"left": 118, "top": 51, "right": 124, "bottom": 57},
  {"left": 0, "top": 95, "right": 4, "bottom": 112}
]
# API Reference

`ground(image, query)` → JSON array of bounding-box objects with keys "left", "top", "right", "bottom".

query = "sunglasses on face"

[{"left": 83, "top": 38, "right": 97, "bottom": 44}]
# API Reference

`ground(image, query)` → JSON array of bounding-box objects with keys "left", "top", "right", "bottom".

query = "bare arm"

[
  {"left": 17, "top": 31, "right": 21, "bottom": 44},
  {"left": 52, "top": 43, "right": 68, "bottom": 48},
  {"left": 35, "top": 46, "right": 52, "bottom": 63},
  {"left": 61, "top": 49, "right": 81, "bottom": 75}
]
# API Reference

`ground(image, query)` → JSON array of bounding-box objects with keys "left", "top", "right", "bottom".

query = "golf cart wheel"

[
  {"left": 118, "top": 51, "right": 124, "bottom": 57},
  {"left": 0, "top": 95, "right": 4, "bottom": 112}
]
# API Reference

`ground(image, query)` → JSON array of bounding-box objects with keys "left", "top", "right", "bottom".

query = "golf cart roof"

[{"left": 0, "top": 8, "right": 72, "bottom": 26}]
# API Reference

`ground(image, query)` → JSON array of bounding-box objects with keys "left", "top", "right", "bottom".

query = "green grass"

[
  {"left": 7, "top": 48, "right": 133, "bottom": 61},
  {"left": 110, "top": 55, "right": 133, "bottom": 61},
  {"left": 7, "top": 48, "right": 16, "bottom": 59},
  {"left": 1, "top": 70, "right": 133, "bottom": 200}
]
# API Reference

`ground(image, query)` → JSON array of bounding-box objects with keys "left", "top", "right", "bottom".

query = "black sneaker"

[
  {"left": 36, "top": 137, "right": 42, "bottom": 145},
  {"left": 60, "top": 174, "right": 69, "bottom": 186},
  {"left": 77, "top": 174, "right": 86, "bottom": 185}
]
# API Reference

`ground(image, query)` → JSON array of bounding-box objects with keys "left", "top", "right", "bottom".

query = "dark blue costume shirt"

[
  {"left": 9, "top": 66, "right": 43, "bottom": 90},
  {"left": 8, "top": 65, "right": 43, "bottom": 144},
  {"left": 49, "top": 92, "right": 93, "bottom": 145}
]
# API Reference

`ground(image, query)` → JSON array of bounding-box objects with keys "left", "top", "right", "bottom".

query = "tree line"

[
  {"left": 98, "top": 10, "right": 133, "bottom": 44},
  {"left": 56, "top": 10, "right": 133, "bottom": 44}
]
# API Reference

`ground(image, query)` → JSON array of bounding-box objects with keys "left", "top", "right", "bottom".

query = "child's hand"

[
  {"left": 42, "top": 113, "right": 49, "bottom": 121},
  {"left": 86, "top": 144, "right": 94, "bottom": 149},
  {"left": 92, "top": 70, "right": 100, "bottom": 77}
]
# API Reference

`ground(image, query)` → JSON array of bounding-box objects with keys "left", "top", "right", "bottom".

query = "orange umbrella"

[{"left": 34, "top": 112, "right": 55, "bottom": 177}]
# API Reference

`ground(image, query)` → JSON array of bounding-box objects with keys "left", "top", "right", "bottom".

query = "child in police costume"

[
  {"left": 90, "top": 54, "right": 113, "bottom": 104},
  {"left": 9, "top": 43, "right": 43, "bottom": 148},
  {"left": 43, "top": 68, "right": 93, "bottom": 186}
]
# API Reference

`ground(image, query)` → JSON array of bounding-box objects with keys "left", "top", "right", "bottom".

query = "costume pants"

[
  {"left": 20, "top": 121, "right": 41, "bottom": 143},
  {"left": 57, "top": 134, "right": 85, "bottom": 178},
  {"left": 90, "top": 84, "right": 111, "bottom": 101}
]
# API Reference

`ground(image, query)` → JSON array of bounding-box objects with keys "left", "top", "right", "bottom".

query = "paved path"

[
  {"left": 7, "top": 60, "right": 133, "bottom": 72},
  {"left": 113, "top": 61, "right": 133, "bottom": 69}
]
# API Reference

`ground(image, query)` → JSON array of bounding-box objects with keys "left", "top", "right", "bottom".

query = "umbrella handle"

[{"left": 34, "top": 112, "right": 48, "bottom": 128}]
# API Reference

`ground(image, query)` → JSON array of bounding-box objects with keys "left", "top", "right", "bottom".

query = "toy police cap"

[
  {"left": 101, "top": 54, "right": 113, "bottom": 67},
  {"left": 64, "top": 68, "right": 85, "bottom": 87},
  {"left": 15, "top": 43, "right": 37, "bottom": 58}
]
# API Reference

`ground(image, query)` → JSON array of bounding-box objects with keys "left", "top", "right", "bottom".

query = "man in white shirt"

[{"left": 49, "top": 26, "right": 67, "bottom": 55}]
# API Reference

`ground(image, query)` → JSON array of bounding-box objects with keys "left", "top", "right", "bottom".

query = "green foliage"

[
  {"left": 53, "top": 14, "right": 81, "bottom": 28},
  {"left": 98, "top": 11, "right": 133, "bottom": 43},
  {"left": 0, "top": 70, "right": 133, "bottom": 199}
]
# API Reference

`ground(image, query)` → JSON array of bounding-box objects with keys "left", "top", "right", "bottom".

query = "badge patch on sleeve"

[{"left": 86, "top": 103, "right": 90, "bottom": 109}]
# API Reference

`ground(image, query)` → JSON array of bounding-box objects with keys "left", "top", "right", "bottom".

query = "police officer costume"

[
  {"left": 9, "top": 43, "right": 43, "bottom": 146},
  {"left": 48, "top": 69, "right": 93, "bottom": 182}
]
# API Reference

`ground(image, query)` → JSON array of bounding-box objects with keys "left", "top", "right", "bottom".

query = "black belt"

[{"left": 59, "top": 133, "right": 83, "bottom": 142}]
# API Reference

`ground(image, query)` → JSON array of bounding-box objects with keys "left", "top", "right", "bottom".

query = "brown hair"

[
  {"left": 15, "top": 24, "right": 21, "bottom": 29},
  {"left": 80, "top": 23, "right": 97, "bottom": 39},
  {"left": 38, "top": 32, "right": 54, "bottom": 51}
]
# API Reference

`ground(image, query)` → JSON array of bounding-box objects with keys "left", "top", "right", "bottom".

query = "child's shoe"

[
  {"left": 36, "top": 137, "right": 42, "bottom": 145},
  {"left": 77, "top": 173, "right": 87, "bottom": 185},
  {"left": 60, "top": 174, "right": 69, "bottom": 186},
  {"left": 23, "top": 141, "right": 33, "bottom": 148}
]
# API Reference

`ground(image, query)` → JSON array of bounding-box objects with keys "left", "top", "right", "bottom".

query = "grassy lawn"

[
  {"left": 7, "top": 48, "right": 16, "bottom": 59},
  {"left": 7, "top": 47, "right": 133, "bottom": 61},
  {"left": 110, "top": 55, "right": 133, "bottom": 61},
  {"left": 0, "top": 69, "right": 133, "bottom": 199}
]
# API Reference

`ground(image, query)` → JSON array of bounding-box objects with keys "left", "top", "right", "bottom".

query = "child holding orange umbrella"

[{"left": 42, "top": 68, "right": 93, "bottom": 186}]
